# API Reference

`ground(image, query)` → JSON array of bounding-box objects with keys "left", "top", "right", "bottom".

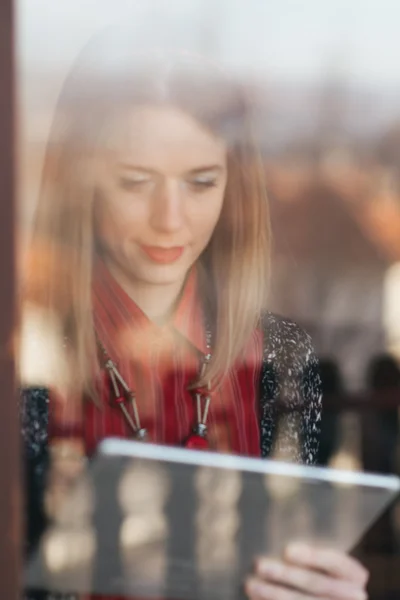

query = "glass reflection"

[
  {"left": 43, "top": 526, "right": 96, "bottom": 574},
  {"left": 118, "top": 459, "right": 170, "bottom": 513},
  {"left": 120, "top": 513, "right": 167, "bottom": 548},
  {"left": 118, "top": 459, "right": 169, "bottom": 590},
  {"left": 195, "top": 467, "right": 241, "bottom": 573}
]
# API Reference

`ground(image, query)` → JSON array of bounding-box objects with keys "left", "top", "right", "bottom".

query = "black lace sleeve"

[
  {"left": 20, "top": 387, "right": 77, "bottom": 600},
  {"left": 259, "top": 313, "right": 322, "bottom": 464},
  {"left": 21, "top": 387, "right": 50, "bottom": 560}
]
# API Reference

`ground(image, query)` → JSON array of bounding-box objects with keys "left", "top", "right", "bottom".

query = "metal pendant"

[
  {"left": 135, "top": 428, "right": 148, "bottom": 441},
  {"left": 184, "top": 423, "right": 209, "bottom": 450}
]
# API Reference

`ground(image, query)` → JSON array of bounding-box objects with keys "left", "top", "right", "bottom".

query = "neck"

[{"left": 102, "top": 258, "right": 186, "bottom": 324}]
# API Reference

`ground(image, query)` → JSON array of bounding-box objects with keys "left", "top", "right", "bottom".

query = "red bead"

[
  {"left": 184, "top": 434, "right": 209, "bottom": 450},
  {"left": 114, "top": 395, "right": 125, "bottom": 404}
]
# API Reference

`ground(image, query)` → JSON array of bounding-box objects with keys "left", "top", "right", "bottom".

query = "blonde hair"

[{"left": 22, "top": 34, "right": 271, "bottom": 397}]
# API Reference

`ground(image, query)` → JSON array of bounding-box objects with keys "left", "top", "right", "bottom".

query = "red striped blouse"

[
  {"left": 50, "top": 260, "right": 263, "bottom": 600},
  {"left": 85, "top": 261, "right": 263, "bottom": 457}
]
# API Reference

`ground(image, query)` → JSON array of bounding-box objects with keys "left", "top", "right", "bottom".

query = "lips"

[{"left": 140, "top": 245, "right": 185, "bottom": 264}]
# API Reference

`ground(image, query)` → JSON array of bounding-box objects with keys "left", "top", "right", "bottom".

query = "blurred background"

[{"left": 15, "top": 1, "right": 400, "bottom": 597}]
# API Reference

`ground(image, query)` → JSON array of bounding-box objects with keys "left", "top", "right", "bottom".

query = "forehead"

[{"left": 107, "top": 105, "right": 227, "bottom": 172}]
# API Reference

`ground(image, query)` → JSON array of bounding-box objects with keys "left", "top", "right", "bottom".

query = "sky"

[{"left": 16, "top": 0, "right": 400, "bottom": 88}]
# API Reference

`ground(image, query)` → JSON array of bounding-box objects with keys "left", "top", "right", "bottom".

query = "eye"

[
  {"left": 187, "top": 177, "right": 218, "bottom": 192},
  {"left": 118, "top": 174, "right": 152, "bottom": 192}
]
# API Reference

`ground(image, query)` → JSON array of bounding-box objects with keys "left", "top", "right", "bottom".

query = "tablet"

[{"left": 25, "top": 438, "right": 400, "bottom": 599}]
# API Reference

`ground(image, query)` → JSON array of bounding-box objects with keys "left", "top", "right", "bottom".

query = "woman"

[{"left": 20, "top": 29, "right": 369, "bottom": 600}]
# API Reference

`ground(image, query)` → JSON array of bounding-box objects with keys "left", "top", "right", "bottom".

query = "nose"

[{"left": 149, "top": 179, "right": 185, "bottom": 233}]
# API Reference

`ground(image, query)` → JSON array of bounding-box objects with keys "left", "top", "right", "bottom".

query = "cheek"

[
  {"left": 190, "top": 191, "right": 225, "bottom": 243},
  {"left": 94, "top": 192, "right": 144, "bottom": 245}
]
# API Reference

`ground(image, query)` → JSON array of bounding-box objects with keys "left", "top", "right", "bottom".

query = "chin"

[{"left": 137, "top": 262, "right": 190, "bottom": 286}]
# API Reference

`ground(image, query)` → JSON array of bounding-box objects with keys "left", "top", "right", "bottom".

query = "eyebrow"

[
  {"left": 186, "top": 165, "right": 224, "bottom": 175},
  {"left": 117, "top": 163, "right": 224, "bottom": 175}
]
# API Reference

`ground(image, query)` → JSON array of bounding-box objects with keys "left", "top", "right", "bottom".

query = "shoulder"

[
  {"left": 260, "top": 311, "right": 321, "bottom": 397},
  {"left": 261, "top": 312, "right": 316, "bottom": 366},
  {"left": 258, "top": 312, "right": 322, "bottom": 463},
  {"left": 260, "top": 312, "right": 320, "bottom": 392}
]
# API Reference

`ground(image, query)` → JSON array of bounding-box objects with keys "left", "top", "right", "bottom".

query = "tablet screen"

[{"left": 25, "top": 439, "right": 400, "bottom": 599}]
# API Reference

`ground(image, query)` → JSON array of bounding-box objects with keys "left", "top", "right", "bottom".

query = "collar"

[{"left": 92, "top": 260, "right": 207, "bottom": 356}]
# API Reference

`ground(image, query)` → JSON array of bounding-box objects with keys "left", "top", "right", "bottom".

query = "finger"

[
  {"left": 284, "top": 544, "right": 369, "bottom": 586},
  {"left": 245, "top": 575, "right": 320, "bottom": 600},
  {"left": 255, "top": 558, "right": 367, "bottom": 600}
]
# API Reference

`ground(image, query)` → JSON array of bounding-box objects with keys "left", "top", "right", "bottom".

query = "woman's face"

[{"left": 94, "top": 105, "right": 228, "bottom": 286}]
